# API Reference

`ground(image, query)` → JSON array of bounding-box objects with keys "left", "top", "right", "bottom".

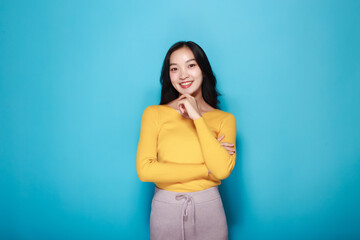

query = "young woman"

[{"left": 136, "top": 41, "right": 237, "bottom": 240}]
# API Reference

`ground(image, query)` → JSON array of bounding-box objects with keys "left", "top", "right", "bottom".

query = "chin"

[
  {"left": 178, "top": 86, "right": 201, "bottom": 95},
  {"left": 178, "top": 88, "right": 195, "bottom": 95}
]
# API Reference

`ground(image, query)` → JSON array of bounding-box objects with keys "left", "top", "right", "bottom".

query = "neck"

[{"left": 191, "top": 88, "right": 208, "bottom": 112}]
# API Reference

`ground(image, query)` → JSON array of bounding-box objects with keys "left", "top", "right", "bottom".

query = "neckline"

[{"left": 161, "top": 104, "right": 218, "bottom": 117}]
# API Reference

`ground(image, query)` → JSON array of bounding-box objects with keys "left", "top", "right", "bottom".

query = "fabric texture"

[
  {"left": 150, "top": 186, "right": 228, "bottom": 240},
  {"left": 136, "top": 104, "right": 237, "bottom": 192}
]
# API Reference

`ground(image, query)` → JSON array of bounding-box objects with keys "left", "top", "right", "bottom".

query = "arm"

[
  {"left": 136, "top": 106, "right": 209, "bottom": 183},
  {"left": 193, "top": 114, "right": 237, "bottom": 180}
]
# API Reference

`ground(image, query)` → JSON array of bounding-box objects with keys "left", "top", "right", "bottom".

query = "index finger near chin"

[
  {"left": 176, "top": 100, "right": 184, "bottom": 108},
  {"left": 183, "top": 93, "right": 193, "bottom": 99}
]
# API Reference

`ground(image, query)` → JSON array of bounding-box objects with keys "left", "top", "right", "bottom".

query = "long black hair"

[{"left": 159, "top": 41, "right": 222, "bottom": 109}]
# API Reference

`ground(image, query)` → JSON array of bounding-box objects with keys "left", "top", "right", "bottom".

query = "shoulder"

[
  {"left": 143, "top": 105, "right": 155, "bottom": 110},
  {"left": 140, "top": 105, "right": 161, "bottom": 127},
  {"left": 142, "top": 105, "right": 162, "bottom": 112},
  {"left": 214, "top": 110, "right": 236, "bottom": 130},
  {"left": 141, "top": 105, "right": 159, "bottom": 119},
  {"left": 142, "top": 104, "right": 170, "bottom": 117},
  {"left": 212, "top": 109, "right": 236, "bottom": 121},
  {"left": 214, "top": 110, "right": 236, "bottom": 131},
  {"left": 203, "top": 109, "right": 236, "bottom": 131}
]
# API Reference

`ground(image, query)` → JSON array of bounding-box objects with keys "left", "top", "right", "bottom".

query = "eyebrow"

[{"left": 169, "top": 58, "right": 196, "bottom": 66}]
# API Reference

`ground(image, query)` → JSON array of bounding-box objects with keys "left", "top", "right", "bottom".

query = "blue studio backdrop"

[{"left": 1, "top": 0, "right": 359, "bottom": 239}]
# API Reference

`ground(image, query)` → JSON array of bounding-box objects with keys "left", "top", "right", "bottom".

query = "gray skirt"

[{"left": 150, "top": 186, "right": 228, "bottom": 240}]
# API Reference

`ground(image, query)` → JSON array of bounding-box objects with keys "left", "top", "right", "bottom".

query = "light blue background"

[{"left": 1, "top": 0, "right": 359, "bottom": 239}]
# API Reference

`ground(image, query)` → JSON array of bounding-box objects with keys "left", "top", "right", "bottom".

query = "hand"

[
  {"left": 217, "top": 134, "right": 236, "bottom": 155},
  {"left": 176, "top": 94, "right": 202, "bottom": 120}
]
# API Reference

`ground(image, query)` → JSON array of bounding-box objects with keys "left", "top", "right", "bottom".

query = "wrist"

[{"left": 193, "top": 113, "right": 202, "bottom": 120}]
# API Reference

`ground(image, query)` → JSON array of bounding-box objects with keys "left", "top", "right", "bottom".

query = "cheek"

[
  {"left": 169, "top": 72, "right": 179, "bottom": 82},
  {"left": 190, "top": 67, "right": 202, "bottom": 78},
  {"left": 194, "top": 70, "right": 203, "bottom": 80}
]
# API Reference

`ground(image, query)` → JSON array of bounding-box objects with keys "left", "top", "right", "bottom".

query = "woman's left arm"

[{"left": 193, "top": 114, "right": 237, "bottom": 180}]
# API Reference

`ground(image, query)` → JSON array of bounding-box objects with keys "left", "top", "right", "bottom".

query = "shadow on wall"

[{"left": 140, "top": 182, "right": 156, "bottom": 225}]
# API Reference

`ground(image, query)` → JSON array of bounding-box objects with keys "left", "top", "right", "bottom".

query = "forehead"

[{"left": 169, "top": 47, "right": 195, "bottom": 64}]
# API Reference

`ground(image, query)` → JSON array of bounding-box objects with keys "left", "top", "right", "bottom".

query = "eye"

[
  {"left": 189, "top": 63, "right": 196, "bottom": 68},
  {"left": 170, "top": 67, "right": 177, "bottom": 72}
]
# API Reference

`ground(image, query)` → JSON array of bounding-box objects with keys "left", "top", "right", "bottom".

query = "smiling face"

[{"left": 169, "top": 47, "right": 203, "bottom": 96}]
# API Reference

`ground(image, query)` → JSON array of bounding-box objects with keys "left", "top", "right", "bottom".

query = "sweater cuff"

[{"left": 193, "top": 116, "right": 206, "bottom": 127}]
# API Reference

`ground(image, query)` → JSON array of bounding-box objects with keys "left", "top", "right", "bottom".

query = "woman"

[{"left": 136, "top": 41, "right": 236, "bottom": 240}]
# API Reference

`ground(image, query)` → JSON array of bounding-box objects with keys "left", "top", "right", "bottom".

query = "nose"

[{"left": 179, "top": 68, "right": 189, "bottom": 80}]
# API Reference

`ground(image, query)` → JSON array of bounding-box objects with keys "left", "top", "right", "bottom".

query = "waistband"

[
  {"left": 153, "top": 186, "right": 220, "bottom": 204},
  {"left": 153, "top": 186, "right": 221, "bottom": 240}
]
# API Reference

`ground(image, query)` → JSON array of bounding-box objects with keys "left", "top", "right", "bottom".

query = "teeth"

[{"left": 180, "top": 82, "right": 192, "bottom": 86}]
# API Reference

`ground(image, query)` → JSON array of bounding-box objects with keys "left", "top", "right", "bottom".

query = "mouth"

[{"left": 179, "top": 81, "right": 193, "bottom": 89}]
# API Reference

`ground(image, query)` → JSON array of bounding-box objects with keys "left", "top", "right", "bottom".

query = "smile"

[{"left": 180, "top": 81, "right": 193, "bottom": 88}]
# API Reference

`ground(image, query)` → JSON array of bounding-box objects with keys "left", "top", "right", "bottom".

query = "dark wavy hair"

[{"left": 159, "top": 41, "right": 222, "bottom": 109}]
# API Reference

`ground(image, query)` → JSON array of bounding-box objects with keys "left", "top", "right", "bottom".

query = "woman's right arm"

[{"left": 136, "top": 106, "right": 209, "bottom": 183}]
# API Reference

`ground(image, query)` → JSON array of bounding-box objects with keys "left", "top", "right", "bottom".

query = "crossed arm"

[
  {"left": 193, "top": 114, "right": 237, "bottom": 179},
  {"left": 136, "top": 106, "right": 236, "bottom": 183}
]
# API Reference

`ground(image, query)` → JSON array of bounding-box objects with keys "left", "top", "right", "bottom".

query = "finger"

[
  {"left": 177, "top": 99, "right": 187, "bottom": 108},
  {"left": 180, "top": 104, "right": 184, "bottom": 113},
  {"left": 217, "top": 134, "right": 225, "bottom": 141},
  {"left": 178, "top": 95, "right": 187, "bottom": 100},
  {"left": 182, "top": 93, "right": 193, "bottom": 99},
  {"left": 180, "top": 104, "right": 186, "bottom": 114},
  {"left": 221, "top": 142, "right": 234, "bottom": 147},
  {"left": 177, "top": 100, "right": 184, "bottom": 110},
  {"left": 223, "top": 146, "right": 235, "bottom": 151},
  {"left": 220, "top": 143, "right": 235, "bottom": 150}
]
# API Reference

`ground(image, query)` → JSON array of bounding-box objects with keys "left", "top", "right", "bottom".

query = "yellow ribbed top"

[{"left": 136, "top": 104, "right": 237, "bottom": 192}]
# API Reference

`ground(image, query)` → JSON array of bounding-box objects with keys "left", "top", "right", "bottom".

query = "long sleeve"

[
  {"left": 193, "top": 113, "right": 237, "bottom": 180},
  {"left": 136, "top": 106, "right": 209, "bottom": 183}
]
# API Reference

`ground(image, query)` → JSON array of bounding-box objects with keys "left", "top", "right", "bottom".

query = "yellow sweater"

[{"left": 136, "top": 104, "right": 237, "bottom": 192}]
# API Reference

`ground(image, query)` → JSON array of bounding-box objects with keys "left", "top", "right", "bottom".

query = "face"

[{"left": 169, "top": 47, "right": 203, "bottom": 96}]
